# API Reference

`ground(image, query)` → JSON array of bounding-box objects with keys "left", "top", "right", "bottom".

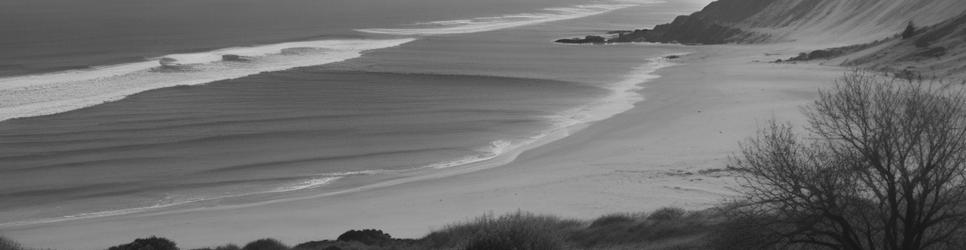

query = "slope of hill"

[
  {"left": 835, "top": 11, "right": 966, "bottom": 79},
  {"left": 744, "top": 0, "right": 966, "bottom": 44},
  {"left": 586, "top": 0, "right": 966, "bottom": 45},
  {"left": 598, "top": 0, "right": 966, "bottom": 79}
]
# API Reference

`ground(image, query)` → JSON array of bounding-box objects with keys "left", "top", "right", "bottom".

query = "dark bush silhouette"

[
  {"left": 190, "top": 244, "right": 240, "bottom": 250},
  {"left": 647, "top": 207, "right": 687, "bottom": 221},
  {"left": 422, "top": 212, "right": 576, "bottom": 250},
  {"left": 462, "top": 224, "right": 564, "bottom": 250},
  {"left": 902, "top": 21, "right": 917, "bottom": 39},
  {"left": 290, "top": 240, "right": 363, "bottom": 250},
  {"left": 0, "top": 206, "right": 732, "bottom": 250},
  {"left": 107, "top": 236, "right": 178, "bottom": 250},
  {"left": 709, "top": 204, "right": 785, "bottom": 250},
  {"left": 335, "top": 229, "right": 391, "bottom": 245},
  {"left": 731, "top": 71, "right": 966, "bottom": 250},
  {"left": 241, "top": 239, "right": 288, "bottom": 250},
  {"left": 919, "top": 46, "right": 948, "bottom": 58},
  {"left": 0, "top": 237, "right": 23, "bottom": 250},
  {"left": 570, "top": 210, "right": 715, "bottom": 249},
  {"left": 589, "top": 213, "right": 636, "bottom": 228}
]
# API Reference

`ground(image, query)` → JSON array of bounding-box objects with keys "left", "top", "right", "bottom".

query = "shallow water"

[
  {"left": 0, "top": 0, "right": 705, "bottom": 227},
  {"left": 0, "top": 0, "right": 591, "bottom": 76}
]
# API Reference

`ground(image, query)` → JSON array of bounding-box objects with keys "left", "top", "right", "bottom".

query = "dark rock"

[{"left": 555, "top": 35, "right": 607, "bottom": 44}]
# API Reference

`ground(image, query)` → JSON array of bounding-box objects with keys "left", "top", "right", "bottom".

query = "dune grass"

[
  {"left": 5, "top": 207, "right": 735, "bottom": 250},
  {"left": 0, "top": 237, "right": 24, "bottom": 250}
]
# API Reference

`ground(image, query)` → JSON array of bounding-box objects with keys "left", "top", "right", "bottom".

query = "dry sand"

[{"left": 2, "top": 44, "right": 846, "bottom": 250}]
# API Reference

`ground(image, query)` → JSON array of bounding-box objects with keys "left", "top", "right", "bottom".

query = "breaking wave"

[
  {"left": 0, "top": 38, "right": 415, "bottom": 122},
  {"left": 0, "top": 55, "right": 678, "bottom": 228},
  {"left": 356, "top": 3, "right": 639, "bottom": 35}
]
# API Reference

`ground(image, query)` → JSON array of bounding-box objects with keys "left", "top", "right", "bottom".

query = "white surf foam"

[
  {"left": 271, "top": 177, "right": 342, "bottom": 193},
  {"left": 552, "top": 56, "right": 675, "bottom": 125},
  {"left": 0, "top": 38, "right": 415, "bottom": 122},
  {"left": 422, "top": 55, "right": 678, "bottom": 174},
  {"left": 0, "top": 175, "right": 346, "bottom": 227},
  {"left": 200, "top": 55, "right": 683, "bottom": 214},
  {"left": 0, "top": 55, "right": 680, "bottom": 228},
  {"left": 356, "top": 3, "right": 639, "bottom": 36},
  {"left": 425, "top": 140, "right": 514, "bottom": 169}
]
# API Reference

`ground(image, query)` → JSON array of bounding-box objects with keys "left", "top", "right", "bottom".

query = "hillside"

[
  {"left": 561, "top": 0, "right": 966, "bottom": 46},
  {"left": 833, "top": 11, "right": 966, "bottom": 79},
  {"left": 742, "top": 0, "right": 966, "bottom": 44},
  {"left": 591, "top": 0, "right": 966, "bottom": 79}
]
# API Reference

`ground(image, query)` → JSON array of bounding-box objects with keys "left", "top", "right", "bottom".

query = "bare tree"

[{"left": 731, "top": 71, "right": 966, "bottom": 250}]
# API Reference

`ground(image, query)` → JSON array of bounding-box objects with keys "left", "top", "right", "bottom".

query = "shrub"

[
  {"left": 463, "top": 222, "right": 564, "bottom": 250},
  {"left": 647, "top": 207, "right": 687, "bottom": 221},
  {"left": 336, "top": 229, "right": 391, "bottom": 245},
  {"left": 571, "top": 208, "right": 714, "bottom": 248},
  {"left": 920, "top": 46, "right": 947, "bottom": 58},
  {"left": 290, "top": 240, "right": 369, "bottom": 250},
  {"left": 708, "top": 205, "right": 783, "bottom": 250},
  {"left": 422, "top": 212, "right": 577, "bottom": 250},
  {"left": 902, "top": 21, "right": 917, "bottom": 39},
  {"left": 0, "top": 237, "right": 23, "bottom": 250},
  {"left": 107, "top": 236, "right": 178, "bottom": 250},
  {"left": 191, "top": 244, "right": 240, "bottom": 250},
  {"left": 590, "top": 213, "right": 637, "bottom": 228},
  {"left": 241, "top": 239, "right": 288, "bottom": 250}
]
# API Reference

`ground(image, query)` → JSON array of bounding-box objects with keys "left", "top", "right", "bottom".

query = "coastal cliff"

[{"left": 606, "top": 0, "right": 774, "bottom": 44}]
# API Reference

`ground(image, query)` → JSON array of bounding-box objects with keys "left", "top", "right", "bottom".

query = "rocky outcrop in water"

[{"left": 555, "top": 35, "right": 606, "bottom": 44}]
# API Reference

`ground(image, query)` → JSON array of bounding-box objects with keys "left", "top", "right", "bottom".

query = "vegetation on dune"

[
  {"left": 902, "top": 21, "right": 918, "bottom": 39},
  {"left": 0, "top": 237, "right": 25, "bottom": 250},
  {"left": 241, "top": 239, "right": 288, "bottom": 250},
  {"left": 191, "top": 244, "right": 240, "bottom": 250},
  {"left": 107, "top": 237, "right": 178, "bottom": 250},
  {"left": 336, "top": 230, "right": 393, "bottom": 246},
  {"left": 81, "top": 209, "right": 725, "bottom": 250},
  {"left": 424, "top": 212, "right": 576, "bottom": 250}
]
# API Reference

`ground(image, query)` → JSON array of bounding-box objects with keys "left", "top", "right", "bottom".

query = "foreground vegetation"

[{"left": 1, "top": 207, "right": 731, "bottom": 250}]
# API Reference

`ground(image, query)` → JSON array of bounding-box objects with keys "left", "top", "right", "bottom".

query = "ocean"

[{"left": 0, "top": 0, "right": 706, "bottom": 227}]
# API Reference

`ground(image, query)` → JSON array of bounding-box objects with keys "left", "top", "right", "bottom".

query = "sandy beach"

[{"left": 1, "top": 43, "right": 846, "bottom": 249}]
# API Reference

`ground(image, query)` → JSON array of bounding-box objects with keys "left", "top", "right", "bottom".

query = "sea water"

[{"left": 0, "top": 0, "right": 706, "bottom": 227}]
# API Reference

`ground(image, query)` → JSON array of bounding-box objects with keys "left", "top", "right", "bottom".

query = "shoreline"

[
  {"left": 0, "top": 38, "right": 416, "bottom": 123},
  {"left": 0, "top": 54, "right": 676, "bottom": 229},
  {"left": 1, "top": 44, "right": 847, "bottom": 250}
]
